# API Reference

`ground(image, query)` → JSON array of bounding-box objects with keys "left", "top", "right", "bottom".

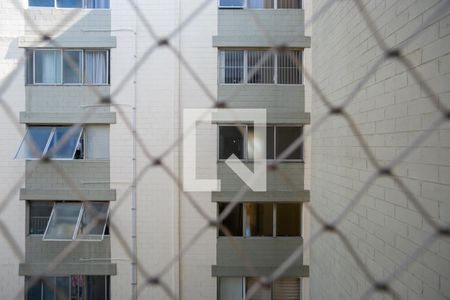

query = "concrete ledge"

[
  {"left": 212, "top": 191, "right": 309, "bottom": 202},
  {"left": 18, "top": 36, "right": 117, "bottom": 48},
  {"left": 20, "top": 188, "right": 116, "bottom": 201},
  {"left": 20, "top": 112, "right": 116, "bottom": 124},
  {"left": 212, "top": 265, "right": 309, "bottom": 277},
  {"left": 19, "top": 263, "right": 117, "bottom": 276},
  {"left": 213, "top": 36, "right": 311, "bottom": 48}
]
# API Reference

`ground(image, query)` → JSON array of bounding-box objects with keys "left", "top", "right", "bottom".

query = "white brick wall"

[{"left": 311, "top": 0, "right": 450, "bottom": 299}]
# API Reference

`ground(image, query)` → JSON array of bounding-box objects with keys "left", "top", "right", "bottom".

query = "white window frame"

[
  {"left": 42, "top": 202, "right": 110, "bottom": 241},
  {"left": 219, "top": 49, "right": 302, "bottom": 85},
  {"left": 15, "top": 126, "right": 85, "bottom": 160},
  {"left": 27, "top": 0, "right": 111, "bottom": 9},
  {"left": 217, "top": 124, "right": 303, "bottom": 162},
  {"left": 27, "top": 49, "right": 109, "bottom": 86}
]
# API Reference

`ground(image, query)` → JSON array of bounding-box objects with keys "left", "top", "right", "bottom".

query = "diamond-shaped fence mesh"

[{"left": 0, "top": 0, "right": 449, "bottom": 299}]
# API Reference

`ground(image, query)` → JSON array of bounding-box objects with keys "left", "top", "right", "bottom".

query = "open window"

[
  {"left": 29, "top": 201, "right": 53, "bottom": 235},
  {"left": 43, "top": 202, "right": 109, "bottom": 241},
  {"left": 15, "top": 126, "right": 84, "bottom": 160}
]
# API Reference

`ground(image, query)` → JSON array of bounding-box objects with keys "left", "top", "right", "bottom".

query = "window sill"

[{"left": 217, "top": 159, "right": 304, "bottom": 163}]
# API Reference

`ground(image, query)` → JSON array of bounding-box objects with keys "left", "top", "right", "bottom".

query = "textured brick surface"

[{"left": 311, "top": 0, "right": 450, "bottom": 299}]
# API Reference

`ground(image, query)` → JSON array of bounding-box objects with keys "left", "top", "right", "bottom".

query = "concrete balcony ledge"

[
  {"left": 20, "top": 112, "right": 116, "bottom": 125},
  {"left": 20, "top": 188, "right": 116, "bottom": 201},
  {"left": 19, "top": 263, "right": 117, "bottom": 276},
  {"left": 212, "top": 190, "right": 309, "bottom": 202},
  {"left": 212, "top": 265, "right": 309, "bottom": 277},
  {"left": 213, "top": 35, "right": 311, "bottom": 48}
]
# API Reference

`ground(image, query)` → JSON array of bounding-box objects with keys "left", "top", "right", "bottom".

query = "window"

[
  {"left": 218, "top": 202, "right": 243, "bottom": 236},
  {"left": 29, "top": 201, "right": 53, "bottom": 234},
  {"left": 26, "top": 276, "right": 110, "bottom": 300},
  {"left": 218, "top": 277, "right": 301, "bottom": 300},
  {"left": 219, "top": 50, "right": 244, "bottom": 84},
  {"left": 28, "top": 0, "right": 109, "bottom": 8},
  {"left": 26, "top": 49, "right": 109, "bottom": 85},
  {"left": 15, "top": 126, "right": 84, "bottom": 160},
  {"left": 43, "top": 202, "right": 109, "bottom": 241},
  {"left": 218, "top": 0, "right": 244, "bottom": 8},
  {"left": 218, "top": 125, "right": 303, "bottom": 161},
  {"left": 219, "top": 126, "right": 245, "bottom": 160},
  {"left": 219, "top": 50, "right": 302, "bottom": 84},
  {"left": 218, "top": 0, "right": 300, "bottom": 9},
  {"left": 218, "top": 202, "right": 301, "bottom": 237},
  {"left": 244, "top": 203, "right": 273, "bottom": 237}
]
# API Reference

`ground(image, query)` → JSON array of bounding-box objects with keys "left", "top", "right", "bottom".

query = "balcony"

[
  {"left": 20, "top": 235, "right": 115, "bottom": 276},
  {"left": 213, "top": 7, "right": 310, "bottom": 48},
  {"left": 212, "top": 237, "right": 308, "bottom": 277}
]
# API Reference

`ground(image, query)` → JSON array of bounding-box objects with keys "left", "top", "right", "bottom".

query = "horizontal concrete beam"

[
  {"left": 19, "top": 263, "right": 117, "bottom": 276},
  {"left": 20, "top": 188, "right": 116, "bottom": 201},
  {"left": 212, "top": 265, "right": 309, "bottom": 277},
  {"left": 212, "top": 191, "right": 310, "bottom": 202},
  {"left": 18, "top": 36, "right": 117, "bottom": 48},
  {"left": 213, "top": 36, "right": 311, "bottom": 48},
  {"left": 20, "top": 112, "right": 116, "bottom": 124}
]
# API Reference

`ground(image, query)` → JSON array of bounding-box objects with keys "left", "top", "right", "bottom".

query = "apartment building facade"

[{"left": 0, "top": 0, "right": 310, "bottom": 299}]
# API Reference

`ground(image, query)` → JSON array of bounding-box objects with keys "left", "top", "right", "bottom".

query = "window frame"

[
  {"left": 42, "top": 202, "right": 110, "bottom": 241},
  {"left": 25, "top": 275, "right": 110, "bottom": 300},
  {"left": 15, "top": 126, "right": 85, "bottom": 160},
  {"left": 217, "top": 124, "right": 303, "bottom": 162},
  {"left": 217, "top": 0, "right": 302, "bottom": 9},
  {"left": 219, "top": 49, "right": 302, "bottom": 85},
  {"left": 27, "top": 49, "right": 110, "bottom": 86},
  {"left": 27, "top": 0, "right": 110, "bottom": 9},
  {"left": 217, "top": 202, "right": 301, "bottom": 238}
]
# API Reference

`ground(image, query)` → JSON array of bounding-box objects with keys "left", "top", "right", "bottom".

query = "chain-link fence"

[{"left": 0, "top": 0, "right": 449, "bottom": 299}]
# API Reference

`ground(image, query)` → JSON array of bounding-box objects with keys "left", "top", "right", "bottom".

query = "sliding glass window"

[
  {"left": 28, "top": 0, "right": 109, "bottom": 8},
  {"left": 26, "top": 49, "right": 109, "bottom": 85}
]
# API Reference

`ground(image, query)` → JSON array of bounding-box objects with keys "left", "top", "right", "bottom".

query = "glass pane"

[
  {"left": 42, "top": 277, "right": 56, "bottom": 300},
  {"left": 248, "top": 50, "right": 274, "bottom": 84},
  {"left": 16, "top": 127, "right": 53, "bottom": 159},
  {"left": 218, "top": 203, "right": 243, "bottom": 236},
  {"left": 86, "top": 276, "right": 107, "bottom": 300},
  {"left": 85, "top": 0, "right": 109, "bottom": 8},
  {"left": 247, "top": 126, "right": 268, "bottom": 160},
  {"left": 77, "top": 202, "right": 109, "bottom": 240},
  {"left": 43, "top": 203, "right": 82, "bottom": 240},
  {"left": 220, "top": 277, "right": 243, "bottom": 300},
  {"left": 56, "top": 0, "right": 82, "bottom": 7},
  {"left": 246, "top": 278, "right": 271, "bottom": 300},
  {"left": 47, "top": 127, "right": 83, "bottom": 159},
  {"left": 85, "top": 51, "right": 108, "bottom": 84},
  {"left": 277, "top": 0, "right": 301, "bottom": 8},
  {"left": 248, "top": 0, "right": 273, "bottom": 8},
  {"left": 219, "top": 0, "right": 244, "bottom": 7},
  {"left": 63, "top": 50, "right": 82, "bottom": 84},
  {"left": 29, "top": 0, "right": 54, "bottom": 7},
  {"left": 220, "top": 50, "right": 244, "bottom": 84},
  {"left": 267, "top": 126, "right": 274, "bottom": 159},
  {"left": 277, "top": 51, "right": 302, "bottom": 84},
  {"left": 26, "top": 277, "right": 42, "bottom": 300},
  {"left": 55, "top": 277, "right": 70, "bottom": 300},
  {"left": 35, "top": 50, "right": 61, "bottom": 84},
  {"left": 276, "top": 203, "right": 301, "bottom": 236},
  {"left": 29, "top": 202, "right": 53, "bottom": 235},
  {"left": 275, "top": 126, "right": 302, "bottom": 160},
  {"left": 273, "top": 278, "right": 300, "bottom": 300},
  {"left": 244, "top": 203, "right": 273, "bottom": 237},
  {"left": 26, "top": 49, "right": 34, "bottom": 84},
  {"left": 71, "top": 275, "right": 85, "bottom": 300},
  {"left": 219, "top": 126, "right": 245, "bottom": 160}
]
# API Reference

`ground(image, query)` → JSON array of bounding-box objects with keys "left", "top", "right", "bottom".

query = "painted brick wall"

[{"left": 311, "top": 0, "right": 450, "bottom": 299}]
